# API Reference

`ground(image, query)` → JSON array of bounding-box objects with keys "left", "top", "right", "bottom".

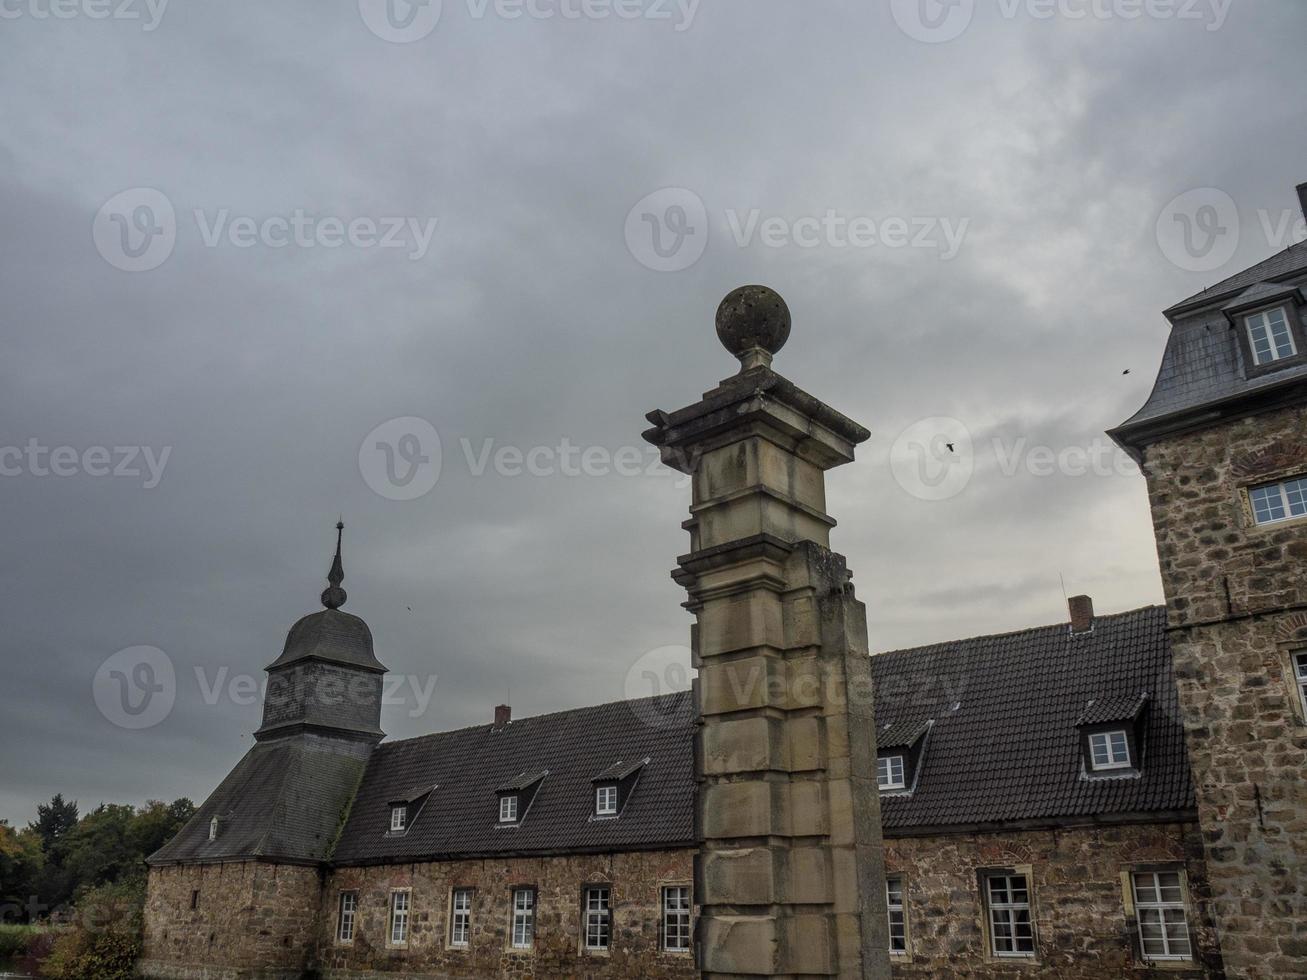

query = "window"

[
  {"left": 1088, "top": 730, "right": 1132, "bottom": 770},
  {"left": 985, "top": 874, "right": 1035, "bottom": 958},
  {"left": 337, "top": 892, "right": 357, "bottom": 945},
  {"left": 1245, "top": 308, "right": 1298, "bottom": 365},
  {"left": 500, "top": 795, "right": 519, "bottom": 823},
  {"left": 208, "top": 816, "right": 219, "bottom": 841},
  {"left": 389, "top": 890, "right": 410, "bottom": 946},
  {"left": 886, "top": 876, "right": 907, "bottom": 955},
  {"left": 390, "top": 806, "right": 407, "bottom": 833},
  {"left": 1132, "top": 871, "right": 1193, "bottom": 961},
  {"left": 450, "top": 888, "right": 472, "bottom": 948},
  {"left": 189, "top": 889, "right": 199, "bottom": 910},
  {"left": 1295, "top": 653, "right": 1307, "bottom": 720},
  {"left": 596, "top": 785, "right": 618, "bottom": 816},
  {"left": 1249, "top": 477, "right": 1307, "bottom": 526},
  {"left": 583, "top": 885, "right": 611, "bottom": 951},
  {"left": 878, "top": 755, "right": 906, "bottom": 791},
  {"left": 511, "top": 888, "right": 534, "bottom": 949},
  {"left": 662, "top": 885, "right": 691, "bottom": 953}
]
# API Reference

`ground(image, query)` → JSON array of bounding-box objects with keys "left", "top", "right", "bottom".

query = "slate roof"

[
  {"left": 149, "top": 734, "right": 372, "bottom": 866},
  {"left": 1113, "top": 246, "right": 1307, "bottom": 439},
  {"left": 331, "top": 693, "right": 695, "bottom": 864},
  {"left": 870, "top": 605, "right": 1196, "bottom": 832},
  {"left": 266, "top": 609, "right": 386, "bottom": 673}
]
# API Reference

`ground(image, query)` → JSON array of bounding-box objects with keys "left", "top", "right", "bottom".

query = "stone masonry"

[
  {"left": 1139, "top": 403, "right": 1307, "bottom": 977},
  {"left": 644, "top": 286, "right": 891, "bottom": 978},
  {"left": 883, "top": 822, "right": 1222, "bottom": 978}
]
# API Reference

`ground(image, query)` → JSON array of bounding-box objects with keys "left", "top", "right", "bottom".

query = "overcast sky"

[{"left": 1, "top": 0, "right": 1305, "bottom": 826}]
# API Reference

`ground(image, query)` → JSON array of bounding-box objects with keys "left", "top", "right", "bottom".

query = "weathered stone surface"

[
  {"left": 1141, "top": 402, "right": 1307, "bottom": 979},
  {"left": 883, "top": 822, "right": 1223, "bottom": 977}
]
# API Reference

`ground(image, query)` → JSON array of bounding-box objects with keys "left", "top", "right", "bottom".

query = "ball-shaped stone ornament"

[{"left": 715, "top": 285, "right": 791, "bottom": 358}]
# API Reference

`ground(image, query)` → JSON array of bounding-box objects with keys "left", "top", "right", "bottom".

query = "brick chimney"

[
  {"left": 1069, "top": 595, "right": 1095, "bottom": 634},
  {"left": 493, "top": 704, "right": 511, "bottom": 730}
]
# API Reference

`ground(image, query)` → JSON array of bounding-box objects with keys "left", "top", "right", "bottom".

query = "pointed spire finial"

[{"left": 321, "top": 520, "right": 348, "bottom": 610}]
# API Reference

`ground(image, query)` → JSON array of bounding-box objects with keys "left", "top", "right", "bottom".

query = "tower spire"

[{"left": 321, "top": 520, "right": 347, "bottom": 610}]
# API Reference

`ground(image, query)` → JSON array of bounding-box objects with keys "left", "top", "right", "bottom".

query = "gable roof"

[
  {"left": 870, "top": 605, "right": 1195, "bottom": 833},
  {"left": 330, "top": 693, "right": 694, "bottom": 864}
]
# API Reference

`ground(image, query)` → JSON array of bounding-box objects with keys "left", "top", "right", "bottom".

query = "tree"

[
  {"left": 0, "top": 822, "right": 44, "bottom": 922},
  {"left": 28, "top": 795, "right": 79, "bottom": 855}
]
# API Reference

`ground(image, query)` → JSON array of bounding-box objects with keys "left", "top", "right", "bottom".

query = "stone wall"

[
  {"left": 141, "top": 862, "right": 323, "bottom": 980},
  {"left": 1142, "top": 403, "right": 1307, "bottom": 977},
  {"left": 883, "top": 821, "right": 1223, "bottom": 977},
  {"left": 316, "top": 849, "right": 696, "bottom": 980}
]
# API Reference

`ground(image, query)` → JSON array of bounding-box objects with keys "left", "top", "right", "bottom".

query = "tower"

[
  {"left": 1111, "top": 202, "right": 1307, "bottom": 978},
  {"left": 144, "top": 524, "right": 386, "bottom": 977},
  {"left": 644, "top": 286, "right": 891, "bottom": 978}
]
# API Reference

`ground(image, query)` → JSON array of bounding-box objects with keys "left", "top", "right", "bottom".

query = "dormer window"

[
  {"left": 390, "top": 806, "right": 408, "bottom": 833},
  {"left": 1248, "top": 476, "right": 1307, "bottom": 526},
  {"left": 588, "top": 758, "right": 648, "bottom": 819},
  {"left": 596, "top": 784, "right": 618, "bottom": 816},
  {"left": 208, "top": 816, "right": 219, "bottom": 841},
  {"left": 1088, "top": 730, "right": 1131, "bottom": 771},
  {"left": 877, "top": 755, "right": 906, "bottom": 791},
  {"left": 500, "top": 795, "right": 519, "bottom": 823},
  {"left": 1077, "top": 692, "right": 1148, "bottom": 777},
  {"left": 1245, "top": 307, "right": 1298, "bottom": 365}
]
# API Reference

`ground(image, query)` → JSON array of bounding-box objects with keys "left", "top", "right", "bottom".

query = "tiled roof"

[
  {"left": 1076, "top": 691, "right": 1149, "bottom": 727},
  {"left": 331, "top": 694, "right": 694, "bottom": 864},
  {"left": 877, "top": 720, "right": 931, "bottom": 751},
  {"left": 1114, "top": 249, "right": 1307, "bottom": 437},
  {"left": 870, "top": 606, "right": 1196, "bottom": 832},
  {"left": 1166, "top": 240, "right": 1307, "bottom": 315}
]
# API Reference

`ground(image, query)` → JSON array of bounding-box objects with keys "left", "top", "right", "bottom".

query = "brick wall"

[
  {"left": 141, "top": 862, "right": 323, "bottom": 980},
  {"left": 1141, "top": 403, "right": 1307, "bottom": 977},
  {"left": 882, "top": 821, "right": 1223, "bottom": 977},
  {"left": 317, "top": 849, "right": 696, "bottom": 979}
]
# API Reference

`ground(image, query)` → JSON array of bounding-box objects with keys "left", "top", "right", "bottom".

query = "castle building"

[{"left": 143, "top": 195, "right": 1307, "bottom": 979}]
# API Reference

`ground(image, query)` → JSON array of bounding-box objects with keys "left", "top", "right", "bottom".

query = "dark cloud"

[{"left": 2, "top": 0, "right": 1304, "bottom": 825}]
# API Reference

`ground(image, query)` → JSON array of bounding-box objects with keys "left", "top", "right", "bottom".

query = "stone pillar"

[{"left": 644, "top": 286, "right": 890, "bottom": 979}]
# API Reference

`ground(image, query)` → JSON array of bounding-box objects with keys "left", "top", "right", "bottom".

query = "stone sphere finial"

[{"left": 716, "top": 285, "right": 791, "bottom": 369}]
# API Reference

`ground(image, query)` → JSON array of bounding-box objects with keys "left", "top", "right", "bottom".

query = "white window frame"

[
  {"left": 1295, "top": 653, "right": 1307, "bottom": 721},
  {"left": 1132, "top": 871, "right": 1193, "bottom": 962},
  {"left": 886, "top": 875, "right": 907, "bottom": 956},
  {"left": 1245, "top": 307, "right": 1298, "bottom": 365},
  {"left": 449, "top": 888, "right": 472, "bottom": 948},
  {"left": 985, "top": 874, "right": 1035, "bottom": 958},
  {"left": 877, "top": 755, "right": 906, "bottom": 790},
  {"left": 583, "top": 885, "right": 611, "bottom": 951},
  {"left": 390, "top": 805, "right": 407, "bottom": 833},
  {"left": 1248, "top": 476, "right": 1307, "bottom": 526},
  {"left": 1088, "top": 730, "right": 1132, "bottom": 771},
  {"left": 389, "top": 889, "right": 410, "bottom": 947},
  {"left": 596, "top": 785, "right": 618, "bottom": 816},
  {"left": 208, "top": 816, "right": 219, "bottom": 841},
  {"left": 337, "top": 891, "right": 357, "bottom": 945},
  {"left": 662, "top": 885, "right": 691, "bottom": 953},
  {"left": 511, "top": 888, "right": 535, "bottom": 949},
  {"left": 500, "top": 795, "right": 519, "bottom": 823}
]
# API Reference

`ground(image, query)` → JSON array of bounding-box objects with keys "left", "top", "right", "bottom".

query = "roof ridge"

[
  {"left": 873, "top": 603, "right": 1164, "bottom": 659},
  {"left": 377, "top": 690, "right": 692, "bottom": 751}
]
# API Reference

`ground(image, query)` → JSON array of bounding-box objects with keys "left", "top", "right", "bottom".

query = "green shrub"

[
  {"left": 0, "top": 923, "right": 40, "bottom": 959},
  {"left": 42, "top": 877, "right": 144, "bottom": 980}
]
